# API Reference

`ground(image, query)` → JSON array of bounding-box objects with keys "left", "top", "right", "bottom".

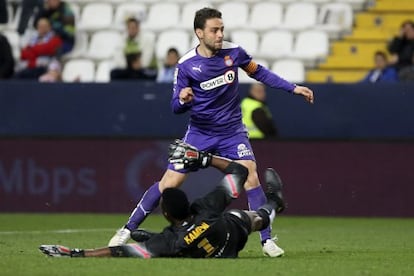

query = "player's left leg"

[
  {"left": 217, "top": 132, "right": 283, "bottom": 257},
  {"left": 236, "top": 159, "right": 283, "bottom": 257}
]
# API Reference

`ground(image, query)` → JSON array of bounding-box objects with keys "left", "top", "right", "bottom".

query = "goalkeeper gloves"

[{"left": 168, "top": 139, "right": 212, "bottom": 171}]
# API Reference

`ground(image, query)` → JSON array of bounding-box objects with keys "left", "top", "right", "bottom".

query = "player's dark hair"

[
  {"left": 161, "top": 188, "right": 190, "bottom": 220},
  {"left": 194, "top": 7, "right": 222, "bottom": 31}
]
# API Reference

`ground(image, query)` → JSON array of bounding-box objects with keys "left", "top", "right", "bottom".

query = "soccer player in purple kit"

[{"left": 109, "top": 7, "right": 314, "bottom": 257}]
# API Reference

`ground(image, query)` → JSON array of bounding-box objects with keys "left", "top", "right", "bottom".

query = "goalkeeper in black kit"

[{"left": 39, "top": 140, "right": 286, "bottom": 259}]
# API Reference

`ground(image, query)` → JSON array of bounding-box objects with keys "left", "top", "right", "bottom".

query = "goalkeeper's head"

[{"left": 161, "top": 188, "right": 191, "bottom": 223}]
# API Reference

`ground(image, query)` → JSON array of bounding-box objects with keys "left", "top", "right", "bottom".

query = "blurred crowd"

[
  {"left": 361, "top": 20, "right": 414, "bottom": 83},
  {"left": 1, "top": 0, "right": 414, "bottom": 83},
  {"left": 0, "top": 0, "right": 179, "bottom": 82}
]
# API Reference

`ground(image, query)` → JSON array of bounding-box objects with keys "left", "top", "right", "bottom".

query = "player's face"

[{"left": 199, "top": 18, "right": 224, "bottom": 52}]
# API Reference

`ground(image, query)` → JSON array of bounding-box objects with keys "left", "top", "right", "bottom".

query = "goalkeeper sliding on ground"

[{"left": 39, "top": 140, "right": 286, "bottom": 258}]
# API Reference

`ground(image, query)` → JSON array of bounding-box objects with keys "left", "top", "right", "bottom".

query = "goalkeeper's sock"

[
  {"left": 247, "top": 185, "right": 272, "bottom": 242},
  {"left": 126, "top": 182, "right": 161, "bottom": 231}
]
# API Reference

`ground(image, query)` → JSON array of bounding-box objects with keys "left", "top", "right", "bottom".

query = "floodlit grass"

[{"left": 0, "top": 214, "right": 413, "bottom": 276}]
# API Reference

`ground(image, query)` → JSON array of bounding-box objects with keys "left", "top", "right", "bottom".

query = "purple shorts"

[{"left": 168, "top": 125, "right": 255, "bottom": 173}]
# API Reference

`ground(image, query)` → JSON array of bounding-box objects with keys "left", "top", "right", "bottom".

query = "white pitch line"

[{"left": 0, "top": 228, "right": 114, "bottom": 235}]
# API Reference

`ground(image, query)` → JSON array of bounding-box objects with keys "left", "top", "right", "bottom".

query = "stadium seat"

[
  {"left": 247, "top": 2, "right": 283, "bottom": 32},
  {"left": 139, "top": 31, "right": 157, "bottom": 68},
  {"left": 280, "top": 3, "right": 318, "bottom": 31},
  {"left": 141, "top": 3, "right": 180, "bottom": 32},
  {"left": 62, "top": 59, "right": 95, "bottom": 82},
  {"left": 301, "top": 0, "right": 331, "bottom": 4},
  {"left": 319, "top": 55, "right": 374, "bottom": 70},
  {"left": 62, "top": 31, "right": 88, "bottom": 60},
  {"left": 2, "top": 30, "right": 20, "bottom": 60},
  {"left": 77, "top": 3, "right": 113, "bottom": 31},
  {"left": 191, "top": 35, "right": 199, "bottom": 48},
  {"left": 257, "top": 30, "right": 294, "bottom": 60},
  {"left": 335, "top": 0, "right": 368, "bottom": 11},
  {"left": 113, "top": 3, "right": 147, "bottom": 30},
  {"left": 290, "top": 30, "right": 329, "bottom": 63},
  {"left": 95, "top": 60, "right": 114, "bottom": 83},
  {"left": 230, "top": 30, "right": 259, "bottom": 56},
  {"left": 314, "top": 3, "right": 354, "bottom": 39},
  {"left": 87, "top": 31, "right": 122, "bottom": 60},
  {"left": 217, "top": 2, "right": 249, "bottom": 30},
  {"left": 331, "top": 41, "right": 387, "bottom": 57},
  {"left": 306, "top": 69, "right": 367, "bottom": 83},
  {"left": 155, "top": 30, "right": 190, "bottom": 60},
  {"left": 8, "top": 5, "right": 18, "bottom": 30},
  {"left": 369, "top": 0, "right": 414, "bottom": 12},
  {"left": 178, "top": 2, "right": 213, "bottom": 30},
  {"left": 271, "top": 59, "right": 305, "bottom": 83}
]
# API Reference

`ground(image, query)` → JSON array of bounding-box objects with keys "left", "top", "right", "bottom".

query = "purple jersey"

[{"left": 171, "top": 41, "right": 295, "bottom": 135}]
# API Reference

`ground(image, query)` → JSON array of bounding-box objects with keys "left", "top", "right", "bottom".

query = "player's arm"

[
  {"left": 39, "top": 243, "right": 154, "bottom": 258},
  {"left": 171, "top": 64, "right": 193, "bottom": 114},
  {"left": 243, "top": 60, "right": 314, "bottom": 104},
  {"left": 238, "top": 46, "right": 314, "bottom": 103}
]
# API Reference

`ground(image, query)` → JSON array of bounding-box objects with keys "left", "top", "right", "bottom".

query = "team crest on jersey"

[
  {"left": 200, "top": 70, "right": 235, "bottom": 90},
  {"left": 237, "top": 144, "right": 253, "bottom": 158},
  {"left": 224, "top": 56, "right": 233, "bottom": 66}
]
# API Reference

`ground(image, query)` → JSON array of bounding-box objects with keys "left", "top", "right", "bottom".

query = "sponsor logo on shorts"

[
  {"left": 200, "top": 70, "right": 235, "bottom": 90},
  {"left": 237, "top": 143, "right": 253, "bottom": 158}
]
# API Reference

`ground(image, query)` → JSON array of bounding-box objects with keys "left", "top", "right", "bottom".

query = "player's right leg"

[{"left": 108, "top": 169, "right": 187, "bottom": 246}]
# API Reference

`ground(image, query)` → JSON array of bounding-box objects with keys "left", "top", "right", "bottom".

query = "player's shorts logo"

[
  {"left": 200, "top": 70, "right": 235, "bottom": 90},
  {"left": 237, "top": 143, "right": 253, "bottom": 158}
]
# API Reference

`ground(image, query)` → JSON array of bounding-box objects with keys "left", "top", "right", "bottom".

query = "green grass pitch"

[{"left": 0, "top": 214, "right": 413, "bottom": 276}]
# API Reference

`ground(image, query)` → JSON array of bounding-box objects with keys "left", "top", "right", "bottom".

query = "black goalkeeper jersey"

[{"left": 143, "top": 187, "right": 250, "bottom": 258}]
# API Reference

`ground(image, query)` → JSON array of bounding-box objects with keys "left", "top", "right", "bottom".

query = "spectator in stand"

[
  {"left": 38, "top": 58, "right": 61, "bottom": 82},
  {"left": 0, "top": 0, "right": 8, "bottom": 24},
  {"left": 0, "top": 33, "right": 15, "bottom": 79},
  {"left": 34, "top": 0, "right": 75, "bottom": 54},
  {"left": 241, "top": 83, "right": 278, "bottom": 139},
  {"left": 388, "top": 20, "right": 414, "bottom": 71},
  {"left": 398, "top": 52, "right": 414, "bottom": 82},
  {"left": 113, "top": 17, "right": 157, "bottom": 72},
  {"left": 17, "top": 0, "right": 44, "bottom": 35},
  {"left": 110, "top": 52, "right": 157, "bottom": 81},
  {"left": 15, "top": 17, "right": 62, "bottom": 79},
  {"left": 361, "top": 51, "right": 398, "bottom": 83},
  {"left": 156, "top": 47, "right": 180, "bottom": 83}
]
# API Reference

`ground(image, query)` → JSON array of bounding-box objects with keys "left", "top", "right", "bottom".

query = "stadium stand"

[
  {"left": 230, "top": 30, "right": 259, "bottom": 56},
  {"left": 271, "top": 59, "right": 306, "bottom": 83},
  {"left": 247, "top": 2, "right": 283, "bottom": 32},
  {"left": 77, "top": 3, "right": 113, "bottom": 32},
  {"left": 112, "top": 3, "right": 146, "bottom": 30},
  {"left": 217, "top": 2, "right": 249, "bottom": 30},
  {"left": 141, "top": 3, "right": 180, "bottom": 31},
  {"left": 5, "top": 0, "right": 414, "bottom": 83},
  {"left": 62, "top": 58, "right": 95, "bottom": 82},
  {"left": 155, "top": 29, "right": 190, "bottom": 60},
  {"left": 257, "top": 30, "right": 294, "bottom": 60},
  {"left": 308, "top": 0, "right": 414, "bottom": 82},
  {"left": 280, "top": 2, "right": 318, "bottom": 31}
]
